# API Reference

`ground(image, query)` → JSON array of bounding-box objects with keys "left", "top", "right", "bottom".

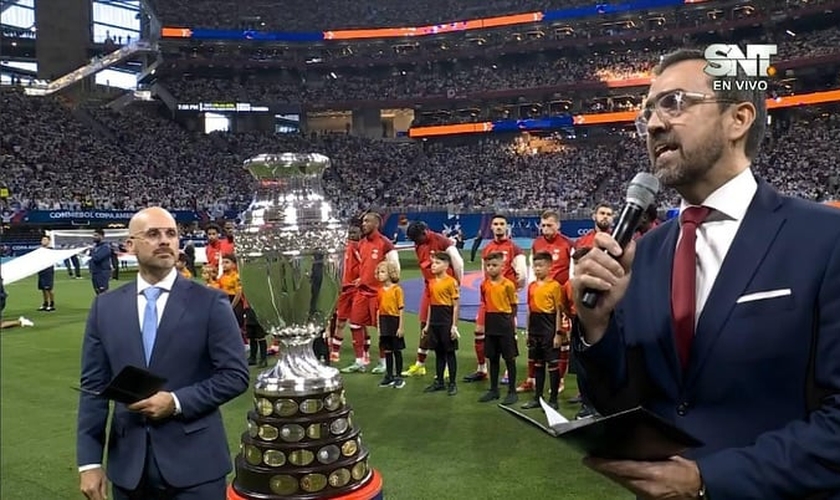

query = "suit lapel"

[
  {"left": 149, "top": 276, "right": 190, "bottom": 367},
  {"left": 685, "top": 181, "right": 786, "bottom": 388},
  {"left": 119, "top": 282, "right": 147, "bottom": 368},
  {"left": 650, "top": 221, "right": 683, "bottom": 385}
]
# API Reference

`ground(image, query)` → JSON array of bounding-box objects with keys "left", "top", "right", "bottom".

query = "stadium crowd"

[
  {"left": 148, "top": 0, "right": 617, "bottom": 32},
  {"left": 2, "top": 86, "right": 838, "bottom": 222},
  {"left": 161, "top": 26, "right": 840, "bottom": 105},
  {"left": 144, "top": 0, "right": 827, "bottom": 32}
]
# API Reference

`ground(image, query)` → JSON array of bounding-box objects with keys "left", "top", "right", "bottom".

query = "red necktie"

[{"left": 672, "top": 206, "right": 711, "bottom": 369}]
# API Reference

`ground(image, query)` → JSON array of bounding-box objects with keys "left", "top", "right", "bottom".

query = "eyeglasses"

[
  {"left": 635, "top": 90, "right": 734, "bottom": 138},
  {"left": 130, "top": 227, "right": 179, "bottom": 241}
]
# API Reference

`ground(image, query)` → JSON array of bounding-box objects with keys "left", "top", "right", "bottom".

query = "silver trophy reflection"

[{"left": 229, "top": 153, "right": 383, "bottom": 500}]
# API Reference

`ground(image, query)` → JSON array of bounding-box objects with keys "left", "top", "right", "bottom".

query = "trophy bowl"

[
  {"left": 229, "top": 153, "right": 382, "bottom": 500},
  {"left": 237, "top": 152, "right": 344, "bottom": 396}
]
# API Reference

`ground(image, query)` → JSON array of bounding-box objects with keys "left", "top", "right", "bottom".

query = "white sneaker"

[{"left": 19, "top": 317, "right": 34, "bottom": 327}]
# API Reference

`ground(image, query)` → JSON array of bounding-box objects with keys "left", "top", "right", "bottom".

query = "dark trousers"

[{"left": 112, "top": 441, "right": 226, "bottom": 500}]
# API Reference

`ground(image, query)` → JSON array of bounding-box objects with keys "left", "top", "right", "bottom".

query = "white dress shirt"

[
  {"left": 580, "top": 168, "right": 758, "bottom": 349},
  {"left": 679, "top": 167, "right": 758, "bottom": 323},
  {"left": 79, "top": 268, "right": 182, "bottom": 473}
]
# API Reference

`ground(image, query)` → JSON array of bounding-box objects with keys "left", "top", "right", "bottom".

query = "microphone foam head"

[{"left": 626, "top": 172, "right": 660, "bottom": 208}]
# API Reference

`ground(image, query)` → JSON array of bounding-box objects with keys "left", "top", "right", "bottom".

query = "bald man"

[{"left": 77, "top": 207, "right": 249, "bottom": 500}]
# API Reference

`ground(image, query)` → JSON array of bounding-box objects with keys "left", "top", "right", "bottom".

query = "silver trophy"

[{"left": 230, "top": 153, "right": 381, "bottom": 500}]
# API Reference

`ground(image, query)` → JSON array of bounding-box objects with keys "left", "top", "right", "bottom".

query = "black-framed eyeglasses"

[
  {"left": 130, "top": 227, "right": 179, "bottom": 241},
  {"left": 635, "top": 89, "right": 735, "bottom": 137}
]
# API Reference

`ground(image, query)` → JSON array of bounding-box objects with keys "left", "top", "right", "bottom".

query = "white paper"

[
  {"left": 2, "top": 247, "right": 88, "bottom": 285},
  {"left": 540, "top": 397, "right": 569, "bottom": 426}
]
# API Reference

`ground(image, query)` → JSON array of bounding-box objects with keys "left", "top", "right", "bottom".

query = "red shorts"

[
  {"left": 419, "top": 285, "right": 431, "bottom": 324},
  {"left": 349, "top": 292, "right": 378, "bottom": 328},
  {"left": 336, "top": 287, "right": 355, "bottom": 322}
]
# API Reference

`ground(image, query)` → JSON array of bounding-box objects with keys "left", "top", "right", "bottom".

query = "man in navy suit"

[
  {"left": 77, "top": 207, "right": 250, "bottom": 500},
  {"left": 571, "top": 50, "right": 840, "bottom": 499},
  {"left": 89, "top": 229, "right": 112, "bottom": 294}
]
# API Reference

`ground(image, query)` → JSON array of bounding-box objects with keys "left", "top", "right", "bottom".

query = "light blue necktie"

[{"left": 141, "top": 287, "right": 163, "bottom": 365}]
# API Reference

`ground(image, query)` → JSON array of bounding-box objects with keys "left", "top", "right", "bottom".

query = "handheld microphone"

[{"left": 580, "top": 172, "right": 661, "bottom": 309}]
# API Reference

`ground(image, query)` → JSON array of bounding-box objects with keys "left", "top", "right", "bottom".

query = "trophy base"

[{"left": 227, "top": 469, "right": 384, "bottom": 500}]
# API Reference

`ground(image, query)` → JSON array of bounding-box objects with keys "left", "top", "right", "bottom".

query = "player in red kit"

[
  {"left": 204, "top": 223, "right": 235, "bottom": 277},
  {"left": 463, "top": 214, "right": 526, "bottom": 383},
  {"left": 341, "top": 212, "right": 400, "bottom": 374},
  {"left": 401, "top": 221, "right": 464, "bottom": 377},
  {"left": 517, "top": 210, "right": 575, "bottom": 393},
  {"left": 329, "top": 222, "right": 362, "bottom": 363},
  {"left": 574, "top": 203, "right": 614, "bottom": 250}
]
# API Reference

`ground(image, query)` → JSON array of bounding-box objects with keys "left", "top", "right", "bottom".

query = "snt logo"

[{"left": 703, "top": 44, "right": 778, "bottom": 91}]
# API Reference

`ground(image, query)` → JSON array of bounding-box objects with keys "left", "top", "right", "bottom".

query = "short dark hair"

[
  {"left": 94, "top": 228, "right": 105, "bottom": 236},
  {"left": 533, "top": 251, "right": 553, "bottom": 264},
  {"left": 431, "top": 251, "right": 451, "bottom": 264},
  {"left": 205, "top": 223, "right": 221, "bottom": 234},
  {"left": 654, "top": 48, "right": 766, "bottom": 160},
  {"left": 406, "top": 221, "right": 428, "bottom": 242},
  {"left": 484, "top": 252, "right": 504, "bottom": 262},
  {"left": 490, "top": 214, "right": 507, "bottom": 223},
  {"left": 221, "top": 253, "right": 236, "bottom": 264},
  {"left": 594, "top": 203, "right": 612, "bottom": 213}
]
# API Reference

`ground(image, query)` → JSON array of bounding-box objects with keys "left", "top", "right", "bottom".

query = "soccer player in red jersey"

[
  {"left": 574, "top": 203, "right": 614, "bottom": 251},
  {"left": 401, "top": 221, "right": 464, "bottom": 377},
  {"left": 463, "top": 214, "right": 526, "bottom": 383},
  {"left": 329, "top": 222, "right": 362, "bottom": 363},
  {"left": 516, "top": 210, "right": 575, "bottom": 393},
  {"left": 341, "top": 212, "right": 400, "bottom": 374},
  {"left": 204, "top": 223, "right": 235, "bottom": 276}
]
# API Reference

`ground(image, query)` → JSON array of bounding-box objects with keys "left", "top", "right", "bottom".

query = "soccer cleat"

[
  {"left": 378, "top": 377, "right": 395, "bottom": 388},
  {"left": 547, "top": 398, "right": 559, "bottom": 410},
  {"left": 392, "top": 377, "right": 406, "bottom": 389},
  {"left": 575, "top": 404, "right": 596, "bottom": 420},
  {"left": 478, "top": 390, "right": 500, "bottom": 403},
  {"left": 329, "top": 352, "right": 341, "bottom": 363},
  {"left": 402, "top": 364, "right": 426, "bottom": 377},
  {"left": 37, "top": 305, "right": 47, "bottom": 311},
  {"left": 521, "top": 399, "right": 541, "bottom": 410},
  {"left": 447, "top": 383, "right": 458, "bottom": 396},
  {"left": 340, "top": 362, "right": 367, "bottom": 373},
  {"left": 19, "top": 317, "right": 34, "bottom": 327},
  {"left": 502, "top": 392, "right": 519, "bottom": 406},
  {"left": 423, "top": 380, "right": 445, "bottom": 393},
  {"left": 516, "top": 379, "right": 535, "bottom": 393},
  {"left": 371, "top": 364, "right": 386, "bottom": 375},
  {"left": 463, "top": 371, "right": 487, "bottom": 383},
  {"left": 45, "top": 305, "right": 55, "bottom": 312}
]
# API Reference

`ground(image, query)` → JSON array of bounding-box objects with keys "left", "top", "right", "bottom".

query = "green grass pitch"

[{"left": 0, "top": 252, "right": 625, "bottom": 499}]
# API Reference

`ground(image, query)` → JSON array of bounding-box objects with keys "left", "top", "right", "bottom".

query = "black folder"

[
  {"left": 74, "top": 366, "right": 167, "bottom": 405},
  {"left": 501, "top": 400, "right": 703, "bottom": 461}
]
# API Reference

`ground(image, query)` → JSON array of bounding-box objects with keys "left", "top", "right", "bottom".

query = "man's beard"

[{"left": 651, "top": 129, "right": 723, "bottom": 188}]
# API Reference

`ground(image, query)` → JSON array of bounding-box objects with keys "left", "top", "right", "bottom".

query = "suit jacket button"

[{"left": 676, "top": 403, "right": 688, "bottom": 416}]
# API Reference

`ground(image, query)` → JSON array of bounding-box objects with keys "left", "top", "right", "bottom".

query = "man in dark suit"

[
  {"left": 77, "top": 207, "right": 250, "bottom": 500},
  {"left": 571, "top": 50, "right": 840, "bottom": 499},
  {"left": 89, "top": 229, "right": 112, "bottom": 294}
]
